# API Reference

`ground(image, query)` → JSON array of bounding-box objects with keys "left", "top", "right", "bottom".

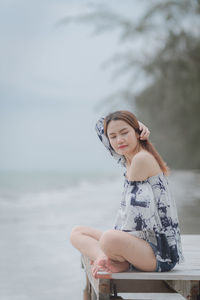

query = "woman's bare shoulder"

[
  {"left": 129, "top": 151, "right": 161, "bottom": 181},
  {"left": 132, "top": 150, "right": 156, "bottom": 166}
]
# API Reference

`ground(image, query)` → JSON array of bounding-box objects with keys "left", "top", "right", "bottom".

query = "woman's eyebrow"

[{"left": 108, "top": 127, "right": 128, "bottom": 136}]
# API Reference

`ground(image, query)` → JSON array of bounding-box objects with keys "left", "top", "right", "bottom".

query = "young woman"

[{"left": 70, "top": 110, "right": 184, "bottom": 278}]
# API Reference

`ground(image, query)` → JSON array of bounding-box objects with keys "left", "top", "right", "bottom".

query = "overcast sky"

[{"left": 0, "top": 0, "right": 143, "bottom": 173}]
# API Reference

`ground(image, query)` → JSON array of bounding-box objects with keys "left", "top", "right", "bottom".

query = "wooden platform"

[{"left": 81, "top": 235, "right": 200, "bottom": 300}]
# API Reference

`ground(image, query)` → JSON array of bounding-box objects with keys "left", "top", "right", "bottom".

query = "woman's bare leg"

[
  {"left": 70, "top": 226, "right": 157, "bottom": 278},
  {"left": 70, "top": 225, "right": 105, "bottom": 261},
  {"left": 70, "top": 226, "right": 130, "bottom": 277},
  {"left": 99, "top": 229, "right": 157, "bottom": 272}
]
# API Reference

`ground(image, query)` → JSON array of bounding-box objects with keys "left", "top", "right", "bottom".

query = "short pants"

[{"left": 129, "top": 241, "right": 176, "bottom": 272}]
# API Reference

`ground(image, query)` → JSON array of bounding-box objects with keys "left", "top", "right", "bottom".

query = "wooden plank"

[
  {"left": 91, "top": 285, "right": 97, "bottom": 300},
  {"left": 82, "top": 255, "right": 111, "bottom": 300},
  {"left": 97, "top": 269, "right": 200, "bottom": 280},
  {"left": 120, "top": 293, "right": 185, "bottom": 299},
  {"left": 111, "top": 279, "right": 176, "bottom": 293}
]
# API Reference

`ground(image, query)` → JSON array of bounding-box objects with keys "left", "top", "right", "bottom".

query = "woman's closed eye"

[{"left": 110, "top": 132, "right": 128, "bottom": 139}]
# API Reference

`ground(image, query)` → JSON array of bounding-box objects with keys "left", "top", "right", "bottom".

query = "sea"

[{"left": 0, "top": 170, "right": 200, "bottom": 300}]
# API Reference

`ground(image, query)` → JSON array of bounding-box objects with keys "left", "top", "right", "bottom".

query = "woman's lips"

[{"left": 118, "top": 145, "right": 127, "bottom": 149}]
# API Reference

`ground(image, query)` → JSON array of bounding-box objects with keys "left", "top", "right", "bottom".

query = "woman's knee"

[
  {"left": 71, "top": 225, "right": 84, "bottom": 235},
  {"left": 99, "top": 229, "right": 119, "bottom": 253},
  {"left": 70, "top": 225, "right": 83, "bottom": 245}
]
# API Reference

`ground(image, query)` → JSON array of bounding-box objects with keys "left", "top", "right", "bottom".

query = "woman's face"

[{"left": 107, "top": 120, "right": 139, "bottom": 156}]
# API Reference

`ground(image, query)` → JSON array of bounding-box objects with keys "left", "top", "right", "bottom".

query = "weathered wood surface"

[
  {"left": 81, "top": 235, "right": 200, "bottom": 300},
  {"left": 81, "top": 253, "right": 110, "bottom": 300}
]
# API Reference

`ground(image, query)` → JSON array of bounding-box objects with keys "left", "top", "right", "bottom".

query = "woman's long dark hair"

[{"left": 104, "top": 110, "right": 169, "bottom": 175}]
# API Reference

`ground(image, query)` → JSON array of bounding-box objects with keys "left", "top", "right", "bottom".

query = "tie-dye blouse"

[{"left": 95, "top": 117, "right": 184, "bottom": 264}]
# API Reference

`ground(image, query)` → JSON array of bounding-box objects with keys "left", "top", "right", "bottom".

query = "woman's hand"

[{"left": 138, "top": 121, "right": 150, "bottom": 140}]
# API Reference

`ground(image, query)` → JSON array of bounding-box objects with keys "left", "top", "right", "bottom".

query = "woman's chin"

[{"left": 116, "top": 148, "right": 128, "bottom": 155}]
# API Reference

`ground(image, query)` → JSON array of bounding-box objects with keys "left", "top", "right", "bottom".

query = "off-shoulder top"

[{"left": 95, "top": 117, "right": 184, "bottom": 264}]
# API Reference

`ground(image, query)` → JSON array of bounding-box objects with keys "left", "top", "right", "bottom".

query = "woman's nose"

[{"left": 117, "top": 135, "right": 124, "bottom": 144}]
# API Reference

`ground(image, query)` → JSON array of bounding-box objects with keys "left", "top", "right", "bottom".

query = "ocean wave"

[{"left": 1, "top": 176, "right": 122, "bottom": 208}]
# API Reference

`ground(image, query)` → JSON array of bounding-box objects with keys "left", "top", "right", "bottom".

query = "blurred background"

[{"left": 0, "top": 0, "right": 200, "bottom": 299}]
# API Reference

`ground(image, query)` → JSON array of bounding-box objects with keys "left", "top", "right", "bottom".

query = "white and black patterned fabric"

[{"left": 95, "top": 117, "right": 184, "bottom": 264}]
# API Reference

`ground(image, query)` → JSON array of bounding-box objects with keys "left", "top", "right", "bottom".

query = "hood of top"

[{"left": 95, "top": 117, "right": 126, "bottom": 167}]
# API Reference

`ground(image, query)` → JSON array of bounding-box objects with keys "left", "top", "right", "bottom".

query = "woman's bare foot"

[
  {"left": 91, "top": 254, "right": 130, "bottom": 278},
  {"left": 91, "top": 254, "right": 110, "bottom": 278},
  {"left": 106, "top": 258, "right": 130, "bottom": 273}
]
